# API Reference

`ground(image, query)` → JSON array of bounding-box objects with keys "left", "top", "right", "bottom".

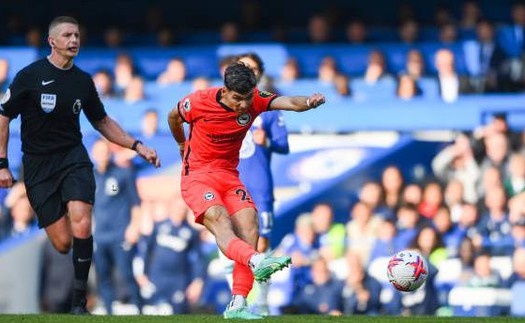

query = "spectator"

[
  {"left": 333, "top": 74, "right": 351, "bottom": 97},
  {"left": 103, "top": 26, "right": 124, "bottom": 48},
  {"left": 476, "top": 185, "right": 513, "bottom": 256},
  {"left": 220, "top": 22, "right": 240, "bottom": 43},
  {"left": 438, "top": 22, "right": 458, "bottom": 44},
  {"left": 157, "top": 58, "right": 186, "bottom": 85},
  {"left": 311, "top": 203, "right": 345, "bottom": 261},
  {"left": 404, "top": 50, "right": 426, "bottom": 80},
  {"left": 395, "top": 203, "right": 421, "bottom": 249},
  {"left": 219, "top": 55, "right": 237, "bottom": 78},
  {"left": 369, "top": 220, "right": 400, "bottom": 262},
  {"left": 124, "top": 76, "right": 146, "bottom": 104},
  {"left": 3, "top": 183, "right": 36, "bottom": 239},
  {"left": 478, "top": 166, "right": 504, "bottom": 203},
  {"left": 39, "top": 239, "right": 75, "bottom": 313},
  {"left": 92, "top": 70, "right": 115, "bottom": 99},
  {"left": 345, "top": 20, "right": 367, "bottom": 44},
  {"left": 318, "top": 56, "right": 338, "bottom": 84},
  {"left": 473, "top": 114, "right": 522, "bottom": 159},
  {"left": 443, "top": 179, "right": 465, "bottom": 222},
  {"left": 504, "top": 153, "right": 525, "bottom": 198},
  {"left": 457, "top": 237, "right": 476, "bottom": 277},
  {"left": 308, "top": 15, "right": 332, "bottom": 43},
  {"left": 418, "top": 181, "right": 443, "bottom": 219},
  {"left": 401, "top": 183, "right": 423, "bottom": 207},
  {"left": 506, "top": 247, "right": 525, "bottom": 286},
  {"left": 274, "top": 214, "right": 317, "bottom": 300},
  {"left": 435, "top": 49, "right": 473, "bottom": 103},
  {"left": 470, "top": 20, "right": 506, "bottom": 93},
  {"left": 381, "top": 166, "right": 404, "bottom": 209},
  {"left": 434, "top": 5, "right": 454, "bottom": 27},
  {"left": 192, "top": 77, "right": 210, "bottom": 91},
  {"left": 464, "top": 252, "right": 502, "bottom": 287},
  {"left": 0, "top": 59, "right": 8, "bottom": 94},
  {"left": 398, "top": 20, "right": 419, "bottom": 44},
  {"left": 364, "top": 51, "right": 392, "bottom": 84},
  {"left": 479, "top": 132, "right": 510, "bottom": 179},
  {"left": 432, "top": 134, "right": 480, "bottom": 204},
  {"left": 157, "top": 26, "right": 175, "bottom": 47},
  {"left": 144, "top": 7, "right": 164, "bottom": 33},
  {"left": 433, "top": 206, "right": 465, "bottom": 258},
  {"left": 359, "top": 181, "right": 392, "bottom": 220},
  {"left": 397, "top": 74, "right": 419, "bottom": 100},
  {"left": 25, "top": 26, "right": 43, "bottom": 48},
  {"left": 460, "top": 203, "right": 482, "bottom": 242},
  {"left": 295, "top": 257, "right": 343, "bottom": 315},
  {"left": 135, "top": 202, "right": 206, "bottom": 314},
  {"left": 511, "top": 218, "right": 525, "bottom": 249},
  {"left": 460, "top": 0, "right": 482, "bottom": 29},
  {"left": 341, "top": 252, "right": 382, "bottom": 315},
  {"left": 114, "top": 54, "right": 135, "bottom": 95},
  {"left": 140, "top": 109, "right": 159, "bottom": 140},
  {"left": 346, "top": 202, "right": 383, "bottom": 265},
  {"left": 509, "top": 191, "right": 525, "bottom": 224},
  {"left": 280, "top": 57, "right": 300, "bottom": 83},
  {"left": 409, "top": 226, "right": 447, "bottom": 268},
  {"left": 91, "top": 139, "right": 142, "bottom": 314},
  {"left": 510, "top": 2, "right": 525, "bottom": 53}
]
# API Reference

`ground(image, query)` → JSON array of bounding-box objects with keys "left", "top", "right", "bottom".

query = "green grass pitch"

[{"left": 1, "top": 315, "right": 525, "bottom": 322}]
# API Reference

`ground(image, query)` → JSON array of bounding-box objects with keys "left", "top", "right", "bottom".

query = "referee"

[{"left": 0, "top": 16, "right": 160, "bottom": 314}]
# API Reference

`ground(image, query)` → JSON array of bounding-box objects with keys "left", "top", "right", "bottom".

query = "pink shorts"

[{"left": 181, "top": 171, "right": 256, "bottom": 224}]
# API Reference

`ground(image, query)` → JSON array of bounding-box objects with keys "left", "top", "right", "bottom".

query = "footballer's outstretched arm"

[
  {"left": 269, "top": 93, "right": 325, "bottom": 112},
  {"left": 167, "top": 104, "right": 186, "bottom": 159}
]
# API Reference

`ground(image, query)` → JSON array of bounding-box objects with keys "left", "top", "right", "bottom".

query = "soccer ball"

[{"left": 387, "top": 250, "right": 428, "bottom": 292}]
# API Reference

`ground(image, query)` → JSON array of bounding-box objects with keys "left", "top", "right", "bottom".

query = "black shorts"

[{"left": 23, "top": 144, "right": 96, "bottom": 228}]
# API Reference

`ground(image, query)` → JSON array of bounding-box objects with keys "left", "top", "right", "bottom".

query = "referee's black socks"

[{"left": 72, "top": 236, "right": 93, "bottom": 307}]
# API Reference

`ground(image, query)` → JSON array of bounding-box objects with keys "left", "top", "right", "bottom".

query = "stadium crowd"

[{"left": 0, "top": 0, "right": 524, "bottom": 317}]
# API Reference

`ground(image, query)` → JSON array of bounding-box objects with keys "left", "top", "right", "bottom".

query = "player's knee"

[
  {"left": 71, "top": 216, "right": 92, "bottom": 238},
  {"left": 54, "top": 237, "right": 72, "bottom": 254}
]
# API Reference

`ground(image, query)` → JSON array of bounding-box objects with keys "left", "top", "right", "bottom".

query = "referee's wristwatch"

[{"left": 131, "top": 140, "right": 143, "bottom": 151}]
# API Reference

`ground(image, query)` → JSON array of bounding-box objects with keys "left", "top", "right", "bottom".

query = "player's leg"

[
  {"left": 67, "top": 200, "right": 94, "bottom": 314},
  {"left": 63, "top": 165, "right": 96, "bottom": 314},
  {"left": 44, "top": 214, "right": 73, "bottom": 253}
]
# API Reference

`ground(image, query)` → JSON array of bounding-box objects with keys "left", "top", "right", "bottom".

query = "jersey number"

[{"left": 235, "top": 188, "right": 250, "bottom": 201}]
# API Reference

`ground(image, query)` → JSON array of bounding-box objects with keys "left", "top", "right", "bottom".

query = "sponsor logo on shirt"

[
  {"left": 203, "top": 192, "right": 215, "bottom": 200},
  {"left": 236, "top": 112, "right": 251, "bottom": 126},
  {"left": 40, "top": 93, "right": 56, "bottom": 113},
  {"left": 183, "top": 98, "right": 191, "bottom": 111},
  {"left": 259, "top": 90, "right": 274, "bottom": 98},
  {"left": 72, "top": 99, "right": 82, "bottom": 114}
]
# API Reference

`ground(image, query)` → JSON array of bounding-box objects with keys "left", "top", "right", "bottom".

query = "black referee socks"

[{"left": 72, "top": 236, "right": 93, "bottom": 306}]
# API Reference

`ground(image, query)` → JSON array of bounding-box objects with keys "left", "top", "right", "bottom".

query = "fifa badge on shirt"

[
  {"left": 40, "top": 93, "right": 56, "bottom": 113},
  {"left": 236, "top": 113, "right": 251, "bottom": 126},
  {"left": 72, "top": 99, "right": 82, "bottom": 114}
]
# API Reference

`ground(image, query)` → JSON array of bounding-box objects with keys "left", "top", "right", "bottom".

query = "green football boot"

[
  {"left": 223, "top": 306, "right": 263, "bottom": 320},
  {"left": 253, "top": 255, "right": 291, "bottom": 283}
]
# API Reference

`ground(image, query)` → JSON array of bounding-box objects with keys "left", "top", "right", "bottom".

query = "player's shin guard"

[
  {"left": 72, "top": 236, "right": 93, "bottom": 306},
  {"left": 232, "top": 262, "right": 254, "bottom": 297},
  {"left": 225, "top": 238, "right": 257, "bottom": 267}
]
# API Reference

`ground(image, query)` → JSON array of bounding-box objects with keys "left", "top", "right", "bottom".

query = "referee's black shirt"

[{"left": 0, "top": 58, "right": 107, "bottom": 155}]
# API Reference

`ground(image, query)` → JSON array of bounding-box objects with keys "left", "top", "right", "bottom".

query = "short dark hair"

[
  {"left": 49, "top": 16, "right": 78, "bottom": 34},
  {"left": 224, "top": 62, "right": 257, "bottom": 94},
  {"left": 237, "top": 52, "right": 265, "bottom": 75}
]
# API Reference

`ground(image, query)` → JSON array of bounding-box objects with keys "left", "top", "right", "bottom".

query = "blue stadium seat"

[
  {"left": 1, "top": 48, "right": 38, "bottom": 84},
  {"left": 74, "top": 49, "right": 118, "bottom": 76},
  {"left": 350, "top": 77, "right": 397, "bottom": 101},
  {"left": 417, "top": 77, "right": 439, "bottom": 99}
]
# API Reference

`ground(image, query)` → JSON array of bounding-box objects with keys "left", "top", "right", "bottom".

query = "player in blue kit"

[{"left": 236, "top": 53, "right": 290, "bottom": 315}]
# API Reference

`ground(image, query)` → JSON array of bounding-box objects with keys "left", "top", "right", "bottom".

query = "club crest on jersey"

[
  {"left": 236, "top": 113, "right": 251, "bottom": 126},
  {"left": 259, "top": 90, "right": 273, "bottom": 98},
  {"left": 183, "top": 98, "right": 191, "bottom": 112},
  {"left": 40, "top": 93, "right": 56, "bottom": 113},
  {"left": 203, "top": 192, "right": 215, "bottom": 200},
  {"left": 72, "top": 99, "right": 82, "bottom": 114}
]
